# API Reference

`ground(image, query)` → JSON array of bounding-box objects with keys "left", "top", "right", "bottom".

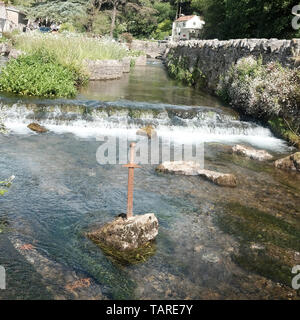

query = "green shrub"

[
  {"left": 167, "top": 55, "right": 206, "bottom": 87},
  {"left": 59, "top": 22, "right": 76, "bottom": 33},
  {"left": 218, "top": 56, "right": 300, "bottom": 145},
  {"left": 153, "top": 19, "right": 172, "bottom": 40},
  {"left": 0, "top": 50, "right": 80, "bottom": 98},
  {"left": 91, "top": 12, "right": 111, "bottom": 36}
]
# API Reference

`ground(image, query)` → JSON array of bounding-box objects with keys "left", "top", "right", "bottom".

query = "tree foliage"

[
  {"left": 191, "top": 0, "right": 300, "bottom": 39},
  {"left": 7, "top": 0, "right": 300, "bottom": 39}
]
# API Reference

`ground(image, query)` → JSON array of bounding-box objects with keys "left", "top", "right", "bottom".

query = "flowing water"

[{"left": 0, "top": 61, "right": 299, "bottom": 300}]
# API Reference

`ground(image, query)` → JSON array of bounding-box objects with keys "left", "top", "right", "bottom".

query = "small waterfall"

[{"left": 0, "top": 98, "right": 287, "bottom": 151}]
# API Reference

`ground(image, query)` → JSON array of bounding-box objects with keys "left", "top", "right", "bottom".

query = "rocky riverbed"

[{"left": 0, "top": 61, "right": 299, "bottom": 300}]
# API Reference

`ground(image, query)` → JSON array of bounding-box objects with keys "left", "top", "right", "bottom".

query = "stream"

[{"left": 0, "top": 61, "right": 299, "bottom": 300}]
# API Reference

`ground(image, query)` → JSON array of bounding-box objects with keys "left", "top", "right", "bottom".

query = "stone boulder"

[
  {"left": 156, "top": 161, "right": 201, "bottom": 176},
  {"left": 198, "top": 169, "right": 237, "bottom": 187},
  {"left": 274, "top": 152, "right": 300, "bottom": 172},
  {"left": 27, "top": 123, "right": 48, "bottom": 133},
  {"left": 136, "top": 125, "right": 157, "bottom": 139},
  {"left": 0, "top": 43, "right": 11, "bottom": 55},
  {"left": 232, "top": 144, "right": 273, "bottom": 161},
  {"left": 87, "top": 213, "right": 158, "bottom": 251},
  {"left": 156, "top": 161, "right": 237, "bottom": 187},
  {"left": 8, "top": 48, "right": 23, "bottom": 60}
]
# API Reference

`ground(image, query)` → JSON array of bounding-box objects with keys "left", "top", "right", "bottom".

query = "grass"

[
  {"left": 14, "top": 33, "right": 135, "bottom": 73},
  {"left": 0, "top": 32, "right": 145, "bottom": 98}
]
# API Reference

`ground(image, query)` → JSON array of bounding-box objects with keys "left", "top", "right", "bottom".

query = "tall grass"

[{"left": 14, "top": 33, "right": 132, "bottom": 73}]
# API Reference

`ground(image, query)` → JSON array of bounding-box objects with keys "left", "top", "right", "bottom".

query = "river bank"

[
  {"left": 0, "top": 32, "right": 147, "bottom": 98},
  {"left": 165, "top": 39, "right": 300, "bottom": 148}
]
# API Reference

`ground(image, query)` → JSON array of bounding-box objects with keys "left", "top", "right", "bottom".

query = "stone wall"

[
  {"left": 166, "top": 39, "right": 300, "bottom": 92},
  {"left": 131, "top": 40, "right": 167, "bottom": 59},
  {"left": 84, "top": 59, "right": 124, "bottom": 80}
]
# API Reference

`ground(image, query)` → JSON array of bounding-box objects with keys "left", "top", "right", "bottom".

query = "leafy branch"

[{"left": 0, "top": 175, "right": 15, "bottom": 196}]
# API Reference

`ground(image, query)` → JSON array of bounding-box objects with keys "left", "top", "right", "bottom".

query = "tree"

[
  {"left": 123, "top": 1, "right": 158, "bottom": 38},
  {"left": 86, "top": 0, "right": 108, "bottom": 32},
  {"left": 191, "top": 0, "right": 300, "bottom": 40}
]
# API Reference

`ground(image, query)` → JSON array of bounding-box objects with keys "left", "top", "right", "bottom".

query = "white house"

[
  {"left": 172, "top": 15, "right": 205, "bottom": 41},
  {"left": 0, "top": 1, "right": 27, "bottom": 34}
]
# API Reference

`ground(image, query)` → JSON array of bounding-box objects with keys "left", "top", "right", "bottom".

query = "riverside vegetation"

[
  {"left": 218, "top": 57, "right": 300, "bottom": 148},
  {"left": 5, "top": 0, "right": 300, "bottom": 40},
  {"left": 167, "top": 55, "right": 300, "bottom": 148},
  {"left": 0, "top": 33, "right": 142, "bottom": 98}
]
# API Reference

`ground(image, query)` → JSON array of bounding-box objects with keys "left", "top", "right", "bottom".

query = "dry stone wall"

[
  {"left": 166, "top": 39, "right": 300, "bottom": 91},
  {"left": 131, "top": 40, "right": 167, "bottom": 59}
]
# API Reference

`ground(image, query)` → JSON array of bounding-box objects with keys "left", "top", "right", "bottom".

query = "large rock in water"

[
  {"left": 156, "top": 161, "right": 201, "bottom": 175},
  {"left": 156, "top": 161, "right": 237, "bottom": 187},
  {"left": 197, "top": 169, "right": 237, "bottom": 187},
  {"left": 232, "top": 144, "right": 273, "bottom": 161},
  {"left": 27, "top": 123, "right": 48, "bottom": 133},
  {"left": 274, "top": 152, "right": 300, "bottom": 172},
  {"left": 88, "top": 213, "right": 159, "bottom": 251}
]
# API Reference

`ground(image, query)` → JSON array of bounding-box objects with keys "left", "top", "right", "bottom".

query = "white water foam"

[
  {"left": 1, "top": 102, "right": 289, "bottom": 152},
  {"left": 3, "top": 117, "right": 288, "bottom": 152}
]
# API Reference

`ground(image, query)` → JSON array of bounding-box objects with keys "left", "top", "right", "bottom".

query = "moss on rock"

[
  {"left": 268, "top": 117, "right": 300, "bottom": 149},
  {"left": 215, "top": 202, "right": 300, "bottom": 288}
]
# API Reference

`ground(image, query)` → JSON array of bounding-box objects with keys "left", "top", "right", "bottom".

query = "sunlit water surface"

[{"left": 0, "top": 62, "right": 299, "bottom": 300}]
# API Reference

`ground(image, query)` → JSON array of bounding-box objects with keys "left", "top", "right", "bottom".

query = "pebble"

[{"left": 202, "top": 253, "right": 220, "bottom": 263}]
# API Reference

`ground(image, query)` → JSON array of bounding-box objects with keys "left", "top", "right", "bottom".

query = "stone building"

[
  {"left": 172, "top": 15, "right": 205, "bottom": 41},
  {"left": 0, "top": 1, "right": 27, "bottom": 33}
]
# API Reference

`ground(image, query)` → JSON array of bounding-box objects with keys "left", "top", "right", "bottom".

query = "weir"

[{"left": 0, "top": 98, "right": 287, "bottom": 150}]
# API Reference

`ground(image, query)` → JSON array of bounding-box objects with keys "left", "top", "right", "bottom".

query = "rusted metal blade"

[{"left": 124, "top": 142, "right": 140, "bottom": 218}]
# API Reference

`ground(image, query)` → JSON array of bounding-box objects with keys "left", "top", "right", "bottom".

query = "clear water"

[{"left": 0, "top": 62, "right": 299, "bottom": 300}]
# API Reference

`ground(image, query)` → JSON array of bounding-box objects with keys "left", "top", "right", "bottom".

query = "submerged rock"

[
  {"left": 156, "top": 161, "right": 201, "bottom": 175},
  {"left": 232, "top": 144, "right": 273, "bottom": 161},
  {"left": 156, "top": 161, "right": 237, "bottom": 187},
  {"left": 136, "top": 125, "right": 157, "bottom": 139},
  {"left": 202, "top": 253, "right": 220, "bottom": 263},
  {"left": 88, "top": 213, "right": 158, "bottom": 251},
  {"left": 198, "top": 169, "right": 237, "bottom": 187},
  {"left": 27, "top": 123, "right": 48, "bottom": 133},
  {"left": 274, "top": 152, "right": 300, "bottom": 172}
]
